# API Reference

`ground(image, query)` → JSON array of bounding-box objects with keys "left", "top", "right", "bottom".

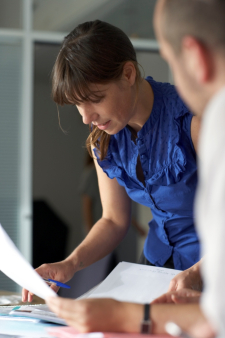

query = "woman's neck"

[{"left": 128, "top": 79, "right": 154, "bottom": 133}]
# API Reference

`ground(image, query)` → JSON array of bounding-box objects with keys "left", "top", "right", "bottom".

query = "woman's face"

[{"left": 75, "top": 79, "right": 137, "bottom": 135}]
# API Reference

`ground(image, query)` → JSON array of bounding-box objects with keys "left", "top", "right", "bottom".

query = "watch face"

[{"left": 141, "top": 321, "right": 151, "bottom": 334}]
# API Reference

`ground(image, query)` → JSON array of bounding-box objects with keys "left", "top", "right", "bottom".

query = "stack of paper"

[{"left": 9, "top": 304, "right": 66, "bottom": 325}]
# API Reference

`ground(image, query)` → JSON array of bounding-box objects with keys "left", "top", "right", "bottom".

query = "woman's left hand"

[
  {"left": 46, "top": 297, "right": 142, "bottom": 333},
  {"left": 168, "top": 260, "right": 203, "bottom": 293}
]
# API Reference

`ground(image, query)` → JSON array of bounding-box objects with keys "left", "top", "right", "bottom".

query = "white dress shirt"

[{"left": 196, "top": 86, "right": 225, "bottom": 337}]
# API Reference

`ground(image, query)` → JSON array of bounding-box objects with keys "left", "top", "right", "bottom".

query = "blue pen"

[{"left": 43, "top": 278, "right": 71, "bottom": 289}]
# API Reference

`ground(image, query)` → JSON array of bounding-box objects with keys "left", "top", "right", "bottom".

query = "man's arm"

[{"left": 46, "top": 297, "right": 215, "bottom": 338}]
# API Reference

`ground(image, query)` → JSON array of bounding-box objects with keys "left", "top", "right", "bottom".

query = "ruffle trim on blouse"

[
  {"left": 143, "top": 104, "right": 189, "bottom": 186},
  {"left": 146, "top": 145, "right": 186, "bottom": 186},
  {"left": 149, "top": 114, "right": 188, "bottom": 186},
  {"left": 140, "top": 78, "right": 190, "bottom": 186},
  {"left": 95, "top": 137, "right": 187, "bottom": 188}
]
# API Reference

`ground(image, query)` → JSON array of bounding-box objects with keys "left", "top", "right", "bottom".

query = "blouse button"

[
  {"left": 137, "top": 139, "right": 142, "bottom": 146},
  {"left": 141, "top": 154, "right": 145, "bottom": 159}
]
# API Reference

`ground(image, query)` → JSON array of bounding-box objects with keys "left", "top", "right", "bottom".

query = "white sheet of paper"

[
  {"left": 84, "top": 262, "right": 181, "bottom": 303},
  {"left": 0, "top": 224, "right": 56, "bottom": 300}
]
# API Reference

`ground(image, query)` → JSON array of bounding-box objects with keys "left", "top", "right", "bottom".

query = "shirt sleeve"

[{"left": 196, "top": 88, "right": 225, "bottom": 337}]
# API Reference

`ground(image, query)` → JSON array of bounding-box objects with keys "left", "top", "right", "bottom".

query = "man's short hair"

[{"left": 161, "top": 0, "right": 225, "bottom": 54}]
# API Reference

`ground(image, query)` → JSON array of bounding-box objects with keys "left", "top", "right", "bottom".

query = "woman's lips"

[{"left": 96, "top": 120, "right": 111, "bottom": 130}]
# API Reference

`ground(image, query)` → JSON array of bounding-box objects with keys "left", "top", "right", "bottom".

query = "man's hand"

[
  {"left": 152, "top": 288, "right": 201, "bottom": 304},
  {"left": 46, "top": 297, "right": 142, "bottom": 333},
  {"left": 22, "top": 259, "right": 75, "bottom": 302}
]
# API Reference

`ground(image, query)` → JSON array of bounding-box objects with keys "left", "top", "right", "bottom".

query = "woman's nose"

[{"left": 82, "top": 109, "right": 98, "bottom": 125}]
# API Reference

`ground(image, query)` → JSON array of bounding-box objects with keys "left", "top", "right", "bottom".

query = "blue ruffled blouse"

[{"left": 94, "top": 77, "right": 200, "bottom": 270}]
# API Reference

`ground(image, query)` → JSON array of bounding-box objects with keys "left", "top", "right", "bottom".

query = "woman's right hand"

[{"left": 22, "top": 258, "right": 75, "bottom": 302}]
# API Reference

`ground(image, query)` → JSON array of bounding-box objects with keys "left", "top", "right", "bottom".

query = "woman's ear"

[
  {"left": 122, "top": 61, "right": 137, "bottom": 86},
  {"left": 182, "top": 36, "right": 213, "bottom": 84}
]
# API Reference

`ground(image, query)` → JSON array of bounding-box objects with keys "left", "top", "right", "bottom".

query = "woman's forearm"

[{"left": 65, "top": 216, "right": 129, "bottom": 272}]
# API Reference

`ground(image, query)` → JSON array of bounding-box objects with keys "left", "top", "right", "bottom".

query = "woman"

[{"left": 23, "top": 20, "right": 201, "bottom": 303}]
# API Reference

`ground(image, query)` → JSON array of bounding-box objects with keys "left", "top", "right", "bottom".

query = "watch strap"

[{"left": 140, "top": 303, "right": 151, "bottom": 334}]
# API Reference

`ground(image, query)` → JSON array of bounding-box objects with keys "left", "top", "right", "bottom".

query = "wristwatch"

[{"left": 140, "top": 304, "right": 151, "bottom": 334}]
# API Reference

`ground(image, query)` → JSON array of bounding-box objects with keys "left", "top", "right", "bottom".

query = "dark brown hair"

[
  {"left": 52, "top": 20, "right": 141, "bottom": 160},
  {"left": 161, "top": 0, "right": 225, "bottom": 54}
]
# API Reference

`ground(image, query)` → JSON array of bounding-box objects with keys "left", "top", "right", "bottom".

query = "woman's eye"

[{"left": 93, "top": 96, "right": 105, "bottom": 104}]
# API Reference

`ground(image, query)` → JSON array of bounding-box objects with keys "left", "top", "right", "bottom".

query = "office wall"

[
  {"left": 0, "top": 41, "right": 23, "bottom": 291},
  {"left": 33, "top": 82, "right": 87, "bottom": 256}
]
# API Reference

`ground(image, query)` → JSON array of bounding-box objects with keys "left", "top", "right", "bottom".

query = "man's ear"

[
  {"left": 122, "top": 61, "right": 137, "bottom": 86},
  {"left": 181, "top": 36, "right": 213, "bottom": 84}
]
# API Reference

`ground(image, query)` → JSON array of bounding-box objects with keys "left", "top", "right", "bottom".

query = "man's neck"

[
  {"left": 198, "top": 55, "right": 225, "bottom": 118},
  {"left": 211, "top": 54, "right": 225, "bottom": 98}
]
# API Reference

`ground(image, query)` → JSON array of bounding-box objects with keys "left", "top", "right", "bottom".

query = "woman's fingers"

[
  {"left": 22, "top": 288, "right": 34, "bottom": 302},
  {"left": 168, "top": 261, "right": 203, "bottom": 293},
  {"left": 22, "top": 280, "right": 59, "bottom": 303},
  {"left": 28, "top": 292, "right": 34, "bottom": 303},
  {"left": 22, "top": 262, "right": 66, "bottom": 302},
  {"left": 22, "top": 288, "right": 28, "bottom": 302}
]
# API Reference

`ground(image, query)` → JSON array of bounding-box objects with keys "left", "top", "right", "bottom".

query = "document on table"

[
  {"left": 0, "top": 306, "right": 59, "bottom": 337},
  {"left": 0, "top": 224, "right": 56, "bottom": 300},
  {"left": 82, "top": 262, "right": 181, "bottom": 303},
  {"left": 9, "top": 304, "right": 66, "bottom": 325}
]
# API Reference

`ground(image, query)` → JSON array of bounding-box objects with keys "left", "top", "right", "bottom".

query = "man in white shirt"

[
  {"left": 153, "top": 0, "right": 225, "bottom": 336},
  {"left": 46, "top": 1, "right": 225, "bottom": 336}
]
